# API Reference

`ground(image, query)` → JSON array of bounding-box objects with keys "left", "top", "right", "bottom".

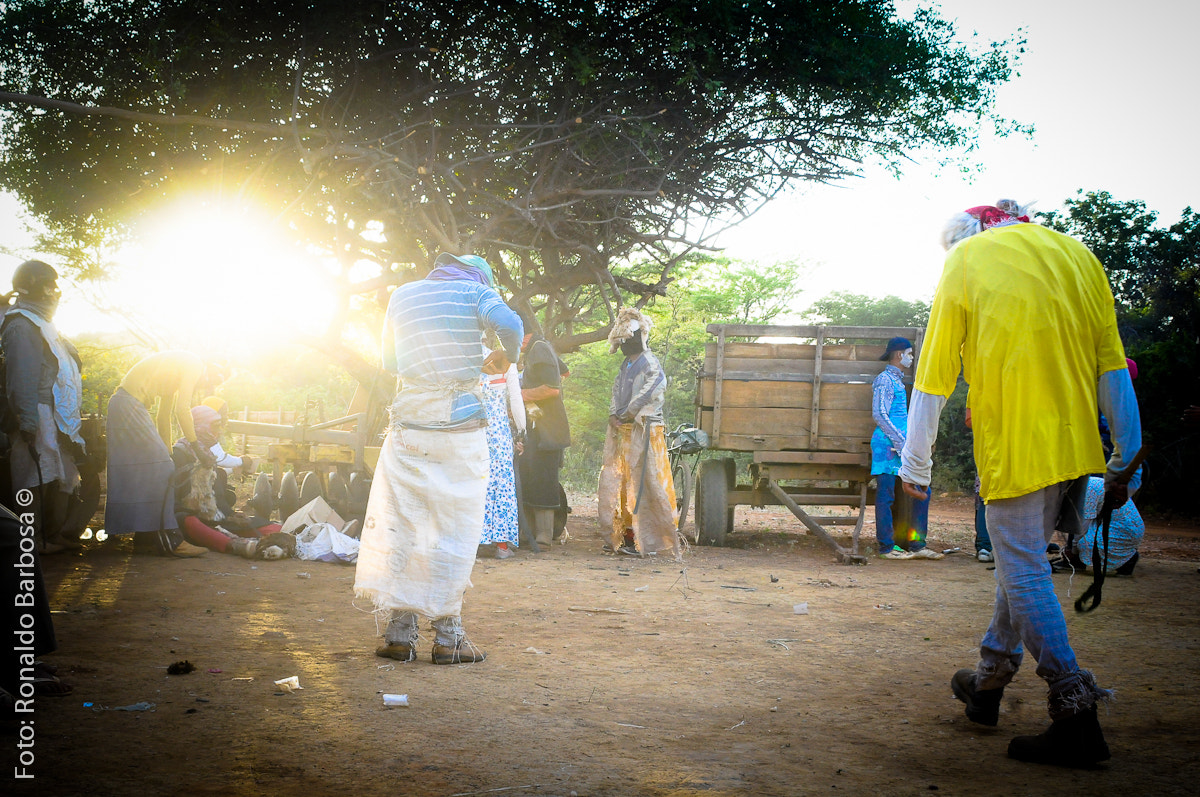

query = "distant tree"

[
  {"left": 688, "top": 257, "right": 806, "bottom": 326},
  {"left": 0, "top": 0, "right": 1024, "bottom": 352},
  {"left": 1042, "top": 191, "right": 1199, "bottom": 516},
  {"left": 802, "top": 291, "right": 929, "bottom": 327}
]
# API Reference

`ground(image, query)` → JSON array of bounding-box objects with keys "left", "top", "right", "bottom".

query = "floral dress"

[
  {"left": 1076, "top": 476, "right": 1143, "bottom": 570},
  {"left": 479, "top": 373, "right": 519, "bottom": 546}
]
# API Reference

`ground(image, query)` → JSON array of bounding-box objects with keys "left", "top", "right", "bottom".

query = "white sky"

[
  {"left": 716, "top": 0, "right": 1200, "bottom": 305},
  {"left": 2, "top": 0, "right": 1197, "bottom": 338}
]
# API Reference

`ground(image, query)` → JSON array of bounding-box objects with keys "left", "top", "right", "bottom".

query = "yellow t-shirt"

[{"left": 915, "top": 224, "right": 1127, "bottom": 501}]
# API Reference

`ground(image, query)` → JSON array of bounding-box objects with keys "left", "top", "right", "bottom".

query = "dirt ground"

[{"left": 10, "top": 492, "right": 1200, "bottom": 797}]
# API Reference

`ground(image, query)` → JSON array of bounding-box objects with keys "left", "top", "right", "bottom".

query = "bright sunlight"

[{"left": 100, "top": 198, "right": 340, "bottom": 356}]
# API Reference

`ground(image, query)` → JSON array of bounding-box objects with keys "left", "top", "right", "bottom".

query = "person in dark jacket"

[
  {"left": 1, "top": 260, "right": 86, "bottom": 553},
  {"left": 518, "top": 328, "right": 570, "bottom": 548}
]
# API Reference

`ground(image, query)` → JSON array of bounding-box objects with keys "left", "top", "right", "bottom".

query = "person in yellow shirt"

[
  {"left": 105, "top": 351, "right": 224, "bottom": 557},
  {"left": 899, "top": 200, "right": 1142, "bottom": 767}
]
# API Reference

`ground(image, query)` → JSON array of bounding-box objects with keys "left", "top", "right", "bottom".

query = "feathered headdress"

[{"left": 607, "top": 307, "right": 652, "bottom": 353}]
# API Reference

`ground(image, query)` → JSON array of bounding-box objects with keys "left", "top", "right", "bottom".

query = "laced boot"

[
  {"left": 375, "top": 642, "right": 417, "bottom": 662},
  {"left": 1008, "top": 704, "right": 1111, "bottom": 767},
  {"left": 951, "top": 668, "right": 1004, "bottom": 726},
  {"left": 431, "top": 637, "right": 487, "bottom": 665}
]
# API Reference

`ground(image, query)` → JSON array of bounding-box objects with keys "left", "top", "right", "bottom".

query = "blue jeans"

[
  {"left": 974, "top": 493, "right": 992, "bottom": 553},
  {"left": 977, "top": 480, "right": 1106, "bottom": 718},
  {"left": 875, "top": 474, "right": 931, "bottom": 552}
]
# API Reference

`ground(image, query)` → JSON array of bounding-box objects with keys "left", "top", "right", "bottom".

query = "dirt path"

[{"left": 11, "top": 495, "right": 1200, "bottom": 796}]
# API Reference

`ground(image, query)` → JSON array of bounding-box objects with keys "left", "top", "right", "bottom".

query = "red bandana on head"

[{"left": 965, "top": 205, "right": 1030, "bottom": 230}]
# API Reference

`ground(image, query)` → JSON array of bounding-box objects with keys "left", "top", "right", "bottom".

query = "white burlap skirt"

[{"left": 354, "top": 425, "right": 488, "bottom": 619}]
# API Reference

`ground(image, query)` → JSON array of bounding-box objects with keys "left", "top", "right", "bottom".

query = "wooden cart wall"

[{"left": 697, "top": 325, "right": 924, "bottom": 454}]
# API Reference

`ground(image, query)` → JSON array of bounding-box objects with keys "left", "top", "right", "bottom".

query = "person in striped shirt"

[{"left": 354, "top": 252, "right": 523, "bottom": 665}]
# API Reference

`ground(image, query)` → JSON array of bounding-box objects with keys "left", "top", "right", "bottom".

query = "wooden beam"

[
  {"left": 810, "top": 326, "right": 825, "bottom": 444},
  {"left": 705, "top": 323, "right": 923, "bottom": 340},
  {"left": 712, "top": 326, "right": 727, "bottom": 441}
]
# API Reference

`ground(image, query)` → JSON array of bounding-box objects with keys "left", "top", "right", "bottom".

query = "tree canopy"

[
  {"left": 0, "top": 0, "right": 1022, "bottom": 349},
  {"left": 1042, "top": 191, "right": 1199, "bottom": 516},
  {"left": 803, "top": 291, "right": 930, "bottom": 327}
]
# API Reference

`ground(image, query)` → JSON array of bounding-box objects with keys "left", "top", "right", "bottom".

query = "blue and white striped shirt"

[{"left": 382, "top": 279, "right": 523, "bottom": 427}]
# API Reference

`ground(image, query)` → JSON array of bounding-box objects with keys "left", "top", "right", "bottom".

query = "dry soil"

[{"left": 9, "top": 494, "right": 1200, "bottom": 797}]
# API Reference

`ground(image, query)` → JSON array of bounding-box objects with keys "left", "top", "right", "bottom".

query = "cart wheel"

[
  {"left": 672, "top": 459, "right": 695, "bottom": 542},
  {"left": 696, "top": 459, "right": 732, "bottom": 546}
]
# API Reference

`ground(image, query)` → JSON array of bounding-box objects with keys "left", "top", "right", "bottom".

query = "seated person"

[
  {"left": 1065, "top": 475, "right": 1144, "bottom": 576},
  {"left": 170, "top": 406, "right": 292, "bottom": 559}
]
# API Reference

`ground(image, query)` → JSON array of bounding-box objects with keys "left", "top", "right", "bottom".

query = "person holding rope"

[
  {"left": 0, "top": 260, "right": 77, "bottom": 703},
  {"left": 899, "top": 199, "right": 1142, "bottom": 767},
  {"left": 597, "top": 308, "right": 680, "bottom": 558}
]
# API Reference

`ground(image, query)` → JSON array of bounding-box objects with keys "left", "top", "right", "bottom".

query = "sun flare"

[{"left": 110, "top": 199, "right": 340, "bottom": 357}]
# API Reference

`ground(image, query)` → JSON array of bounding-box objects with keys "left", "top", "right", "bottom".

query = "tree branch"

[{"left": 0, "top": 91, "right": 293, "bottom": 136}]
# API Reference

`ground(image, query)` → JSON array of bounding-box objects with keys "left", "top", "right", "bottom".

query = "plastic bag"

[{"left": 293, "top": 521, "right": 360, "bottom": 563}]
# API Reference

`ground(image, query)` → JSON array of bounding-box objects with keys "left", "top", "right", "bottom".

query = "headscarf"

[
  {"left": 942, "top": 199, "right": 1033, "bottom": 250},
  {"left": 191, "top": 405, "right": 222, "bottom": 448},
  {"left": 963, "top": 204, "right": 1030, "bottom": 230},
  {"left": 607, "top": 307, "right": 652, "bottom": 354},
  {"left": 427, "top": 252, "right": 495, "bottom": 287}
]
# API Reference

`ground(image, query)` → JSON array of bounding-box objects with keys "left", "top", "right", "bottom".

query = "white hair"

[{"left": 940, "top": 199, "right": 1037, "bottom": 251}]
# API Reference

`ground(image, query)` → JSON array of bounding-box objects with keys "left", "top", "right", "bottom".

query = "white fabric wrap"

[
  {"left": 354, "top": 426, "right": 489, "bottom": 618},
  {"left": 505, "top": 363, "right": 526, "bottom": 435}
]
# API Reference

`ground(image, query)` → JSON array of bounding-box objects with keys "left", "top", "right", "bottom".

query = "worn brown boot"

[
  {"left": 375, "top": 643, "right": 417, "bottom": 662},
  {"left": 170, "top": 540, "right": 209, "bottom": 558},
  {"left": 431, "top": 638, "right": 487, "bottom": 665}
]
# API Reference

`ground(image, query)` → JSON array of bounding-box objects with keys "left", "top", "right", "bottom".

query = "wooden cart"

[{"left": 693, "top": 324, "right": 923, "bottom": 563}]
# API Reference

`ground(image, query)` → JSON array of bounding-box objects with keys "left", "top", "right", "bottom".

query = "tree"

[
  {"left": 802, "top": 291, "right": 929, "bottom": 327},
  {"left": 0, "top": 0, "right": 1024, "bottom": 351},
  {"left": 1042, "top": 191, "right": 1200, "bottom": 516},
  {"left": 688, "top": 256, "right": 806, "bottom": 326}
]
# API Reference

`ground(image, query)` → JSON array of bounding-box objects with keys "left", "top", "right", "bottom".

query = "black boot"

[
  {"left": 952, "top": 668, "right": 1004, "bottom": 726},
  {"left": 1115, "top": 551, "right": 1139, "bottom": 576},
  {"left": 1008, "top": 704, "right": 1111, "bottom": 767}
]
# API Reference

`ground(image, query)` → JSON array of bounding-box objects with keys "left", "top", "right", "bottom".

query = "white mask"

[{"left": 899, "top": 350, "right": 913, "bottom": 368}]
